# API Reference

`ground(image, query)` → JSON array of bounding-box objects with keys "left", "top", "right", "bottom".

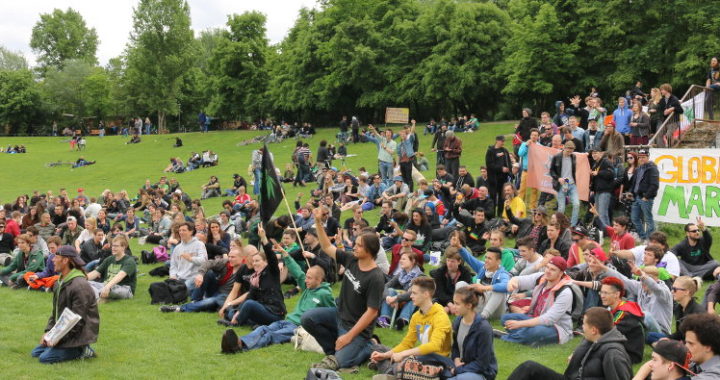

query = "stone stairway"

[{"left": 676, "top": 120, "right": 720, "bottom": 148}]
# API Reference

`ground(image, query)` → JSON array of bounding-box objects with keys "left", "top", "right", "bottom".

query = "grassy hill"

[{"left": 0, "top": 125, "right": 716, "bottom": 379}]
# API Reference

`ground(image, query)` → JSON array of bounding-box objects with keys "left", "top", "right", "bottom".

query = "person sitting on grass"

[
  {"left": 499, "top": 256, "right": 574, "bottom": 346},
  {"left": 632, "top": 339, "right": 695, "bottom": 380},
  {"left": 656, "top": 276, "right": 704, "bottom": 342},
  {"left": 370, "top": 277, "right": 452, "bottom": 378},
  {"left": 218, "top": 224, "right": 286, "bottom": 327},
  {"left": 24, "top": 236, "right": 62, "bottom": 291},
  {"left": 301, "top": 207, "right": 385, "bottom": 372},
  {"left": 31, "top": 245, "right": 99, "bottom": 364},
  {"left": 507, "top": 307, "right": 632, "bottom": 380},
  {"left": 597, "top": 276, "right": 645, "bottom": 364},
  {"left": 430, "top": 246, "right": 474, "bottom": 311},
  {"left": 457, "top": 246, "right": 510, "bottom": 321},
  {"left": 377, "top": 249, "right": 424, "bottom": 329},
  {"left": 201, "top": 176, "right": 221, "bottom": 200},
  {"left": 445, "top": 286, "right": 498, "bottom": 380},
  {"left": 80, "top": 229, "right": 109, "bottom": 272},
  {"left": 162, "top": 243, "right": 246, "bottom": 313},
  {"left": 169, "top": 222, "right": 208, "bottom": 300},
  {"left": 220, "top": 245, "right": 335, "bottom": 353},
  {"left": 0, "top": 233, "right": 45, "bottom": 288},
  {"left": 86, "top": 236, "right": 137, "bottom": 301},
  {"left": 678, "top": 313, "right": 720, "bottom": 379}
]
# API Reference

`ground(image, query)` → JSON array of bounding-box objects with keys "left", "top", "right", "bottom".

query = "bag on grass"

[
  {"left": 149, "top": 265, "right": 169, "bottom": 277},
  {"left": 291, "top": 326, "right": 325, "bottom": 354},
  {"left": 305, "top": 368, "right": 342, "bottom": 380},
  {"left": 396, "top": 356, "right": 443, "bottom": 380},
  {"left": 153, "top": 245, "right": 169, "bottom": 262},
  {"left": 141, "top": 250, "right": 157, "bottom": 264},
  {"left": 149, "top": 279, "right": 187, "bottom": 304}
]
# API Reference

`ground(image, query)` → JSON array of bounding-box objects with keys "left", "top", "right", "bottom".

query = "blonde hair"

[{"left": 675, "top": 276, "right": 702, "bottom": 296}]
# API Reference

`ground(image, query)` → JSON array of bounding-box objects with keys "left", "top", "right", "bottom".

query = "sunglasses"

[
  {"left": 688, "top": 229, "right": 699, "bottom": 233},
  {"left": 402, "top": 237, "right": 413, "bottom": 242},
  {"left": 671, "top": 287, "right": 686, "bottom": 292}
]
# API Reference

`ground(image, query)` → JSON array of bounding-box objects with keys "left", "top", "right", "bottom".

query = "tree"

[
  {"left": 0, "top": 46, "right": 28, "bottom": 71},
  {"left": 206, "top": 11, "right": 270, "bottom": 120},
  {"left": 124, "top": 0, "right": 195, "bottom": 132},
  {"left": 0, "top": 69, "right": 43, "bottom": 135},
  {"left": 30, "top": 8, "right": 98, "bottom": 71}
]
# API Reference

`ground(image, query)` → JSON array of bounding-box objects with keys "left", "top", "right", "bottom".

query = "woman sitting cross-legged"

[
  {"left": 218, "top": 223, "right": 286, "bottom": 327},
  {"left": 376, "top": 248, "right": 424, "bottom": 330}
]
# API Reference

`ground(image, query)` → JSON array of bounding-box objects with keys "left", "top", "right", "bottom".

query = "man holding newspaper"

[{"left": 31, "top": 245, "right": 99, "bottom": 364}]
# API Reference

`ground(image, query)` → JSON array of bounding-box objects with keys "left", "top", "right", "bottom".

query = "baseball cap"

[
  {"left": 637, "top": 149, "right": 649, "bottom": 156},
  {"left": 549, "top": 256, "right": 568, "bottom": 272},
  {"left": 393, "top": 176, "right": 404, "bottom": 182},
  {"left": 56, "top": 245, "right": 86, "bottom": 267},
  {"left": 653, "top": 340, "right": 696, "bottom": 375},
  {"left": 571, "top": 226, "right": 589, "bottom": 237}
]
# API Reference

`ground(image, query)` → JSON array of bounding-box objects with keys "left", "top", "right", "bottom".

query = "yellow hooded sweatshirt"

[{"left": 392, "top": 302, "right": 452, "bottom": 357}]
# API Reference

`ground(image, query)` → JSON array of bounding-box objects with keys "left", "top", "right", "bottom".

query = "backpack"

[
  {"left": 149, "top": 265, "right": 169, "bottom": 277},
  {"left": 153, "top": 245, "right": 169, "bottom": 262},
  {"left": 141, "top": 249, "right": 157, "bottom": 264},
  {"left": 291, "top": 326, "right": 324, "bottom": 354},
  {"left": 148, "top": 278, "right": 187, "bottom": 304},
  {"left": 556, "top": 283, "right": 585, "bottom": 327},
  {"left": 305, "top": 368, "right": 342, "bottom": 380}
]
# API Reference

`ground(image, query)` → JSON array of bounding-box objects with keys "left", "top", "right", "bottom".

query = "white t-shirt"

[{"left": 630, "top": 245, "right": 680, "bottom": 277}]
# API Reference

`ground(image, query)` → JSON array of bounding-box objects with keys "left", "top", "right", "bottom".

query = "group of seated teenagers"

[
  {"left": 2, "top": 141, "right": 720, "bottom": 377},
  {"left": 163, "top": 150, "right": 219, "bottom": 174}
]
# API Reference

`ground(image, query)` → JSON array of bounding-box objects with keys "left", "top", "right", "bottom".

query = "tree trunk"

[{"left": 158, "top": 111, "right": 166, "bottom": 133}]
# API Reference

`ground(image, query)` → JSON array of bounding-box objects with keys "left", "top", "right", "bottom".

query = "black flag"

[{"left": 259, "top": 144, "right": 282, "bottom": 223}]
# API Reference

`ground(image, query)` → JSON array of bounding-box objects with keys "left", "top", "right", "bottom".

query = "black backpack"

[
  {"left": 149, "top": 265, "right": 169, "bottom": 277},
  {"left": 141, "top": 250, "right": 157, "bottom": 264},
  {"left": 305, "top": 368, "right": 341, "bottom": 380},
  {"left": 149, "top": 279, "right": 187, "bottom": 304}
]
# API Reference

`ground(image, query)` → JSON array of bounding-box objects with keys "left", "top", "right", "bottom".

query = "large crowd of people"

[{"left": 1, "top": 81, "right": 720, "bottom": 379}]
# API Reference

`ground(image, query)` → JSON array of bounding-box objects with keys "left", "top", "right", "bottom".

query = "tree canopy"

[{"left": 30, "top": 8, "right": 98, "bottom": 71}]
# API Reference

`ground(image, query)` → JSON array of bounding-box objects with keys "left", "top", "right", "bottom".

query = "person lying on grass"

[
  {"left": 220, "top": 243, "right": 334, "bottom": 353},
  {"left": 301, "top": 206, "right": 385, "bottom": 372}
]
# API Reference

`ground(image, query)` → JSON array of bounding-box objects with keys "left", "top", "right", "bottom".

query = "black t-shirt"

[
  {"left": 336, "top": 249, "right": 385, "bottom": 339},
  {"left": 343, "top": 217, "right": 369, "bottom": 231}
]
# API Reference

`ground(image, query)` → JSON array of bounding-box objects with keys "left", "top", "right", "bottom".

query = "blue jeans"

[
  {"left": 647, "top": 332, "right": 668, "bottom": 344},
  {"left": 448, "top": 373, "right": 486, "bottom": 380},
  {"left": 253, "top": 168, "right": 262, "bottom": 195},
  {"left": 500, "top": 313, "right": 558, "bottom": 346},
  {"left": 180, "top": 293, "right": 226, "bottom": 312},
  {"left": 31, "top": 345, "right": 85, "bottom": 364},
  {"left": 380, "top": 289, "right": 415, "bottom": 322},
  {"left": 595, "top": 192, "right": 612, "bottom": 227},
  {"left": 361, "top": 201, "right": 376, "bottom": 212},
  {"left": 631, "top": 198, "right": 655, "bottom": 240},
  {"left": 229, "top": 299, "right": 283, "bottom": 326},
  {"left": 557, "top": 183, "right": 580, "bottom": 226},
  {"left": 379, "top": 161, "right": 393, "bottom": 186},
  {"left": 84, "top": 259, "right": 100, "bottom": 272},
  {"left": 301, "top": 307, "right": 373, "bottom": 368},
  {"left": 240, "top": 320, "right": 298, "bottom": 350}
]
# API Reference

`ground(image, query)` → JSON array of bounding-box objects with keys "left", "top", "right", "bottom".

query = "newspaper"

[{"left": 44, "top": 308, "right": 82, "bottom": 346}]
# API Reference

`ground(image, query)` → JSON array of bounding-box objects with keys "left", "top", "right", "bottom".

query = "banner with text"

[
  {"left": 650, "top": 148, "right": 720, "bottom": 226},
  {"left": 526, "top": 143, "right": 591, "bottom": 202},
  {"left": 385, "top": 107, "right": 409, "bottom": 124}
]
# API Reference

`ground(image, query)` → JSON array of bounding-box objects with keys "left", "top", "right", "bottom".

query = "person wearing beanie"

[
  {"left": 598, "top": 276, "right": 646, "bottom": 363},
  {"left": 499, "top": 256, "right": 575, "bottom": 346},
  {"left": 633, "top": 339, "right": 695, "bottom": 380}
]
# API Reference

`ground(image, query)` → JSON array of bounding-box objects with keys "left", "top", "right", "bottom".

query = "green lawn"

[{"left": 0, "top": 125, "right": 716, "bottom": 379}]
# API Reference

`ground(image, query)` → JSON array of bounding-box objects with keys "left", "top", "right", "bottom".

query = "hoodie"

[
  {"left": 610, "top": 300, "right": 645, "bottom": 363},
  {"left": 613, "top": 103, "right": 632, "bottom": 134},
  {"left": 564, "top": 327, "right": 632, "bottom": 380},
  {"left": 284, "top": 255, "right": 335, "bottom": 325},
  {"left": 393, "top": 303, "right": 452, "bottom": 357},
  {"left": 451, "top": 314, "right": 498, "bottom": 379}
]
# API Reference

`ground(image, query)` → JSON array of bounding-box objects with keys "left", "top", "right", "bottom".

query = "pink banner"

[{"left": 526, "top": 144, "right": 590, "bottom": 202}]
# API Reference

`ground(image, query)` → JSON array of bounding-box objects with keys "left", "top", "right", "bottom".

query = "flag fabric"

[
  {"left": 259, "top": 144, "right": 282, "bottom": 223},
  {"left": 526, "top": 143, "right": 591, "bottom": 202}
]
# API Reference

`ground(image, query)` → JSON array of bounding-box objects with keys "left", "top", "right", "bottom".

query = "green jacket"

[
  {"left": 0, "top": 248, "right": 45, "bottom": 282},
  {"left": 283, "top": 255, "right": 335, "bottom": 326},
  {"left": 47, "top": 269, "right": 99, "bottom": 348}
]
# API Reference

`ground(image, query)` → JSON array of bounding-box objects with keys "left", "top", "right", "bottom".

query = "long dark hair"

[{"left": 411, "top": 208, "right": 429, "bottom": 228}]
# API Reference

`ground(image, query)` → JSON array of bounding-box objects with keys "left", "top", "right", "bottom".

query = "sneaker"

[
  {"left": 221, "top": 329, "right": 241, "bottom": 354},
  {"left": 492, "top": 329, "right": 508, "bottom": 338},
  {"left": 338, "top": 366, "right": 359, "bottom": 374},
  {"left": 312, "top": 355, "right": 339, "bottom": 370},
  {"left": 160, "top": 305, "right": 180, "bottom": 313},
  {"left": 80, "top": 346, "right": 96, "bottom": 359},
  {"left": 376, "top": 316, "right": 391, "bottom": 328}
]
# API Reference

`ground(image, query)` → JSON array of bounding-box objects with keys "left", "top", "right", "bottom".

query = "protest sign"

[
  {"left": 525, "top": 143, "right": 591, "bottom": 202},
  {"left": 385, "top": 107, "right": 409, "bottom": 124}
]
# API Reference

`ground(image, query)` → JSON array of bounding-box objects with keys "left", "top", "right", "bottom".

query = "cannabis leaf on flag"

[{"left": 260, "top": 144, "right": 282, "bottom": 223}]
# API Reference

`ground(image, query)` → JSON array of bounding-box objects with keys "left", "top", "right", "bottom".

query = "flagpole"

[{"left": 279, "top": 186, "right": 311, "bottom": 268}]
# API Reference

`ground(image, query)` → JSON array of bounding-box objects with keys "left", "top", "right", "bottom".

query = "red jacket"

[
  {"left": 5, "top": 219, "right": 20, "bottom": 237},
  {"left": 388, "top": 244, "right": 425, "bottom": 275}
]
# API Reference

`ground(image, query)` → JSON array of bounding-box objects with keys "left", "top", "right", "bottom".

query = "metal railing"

[{"left": 647, "top": 84, "right": 720, "bottom": 148}]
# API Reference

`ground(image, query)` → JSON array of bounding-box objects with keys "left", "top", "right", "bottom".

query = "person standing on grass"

[
  {"left": 31, "top": 245, "right": 98, "bottom": 364},
  {"left": 86, "top": 236, "right": 136, "bottom": 301},
  {"left": 370, "top": 277, "right": 453, "bottom": 378},
  {"left": 507, "top": 307, "right": 632, "bottom": 380},
  {"left": 396, "top": 121, "right": 417, "bottom": 192},
  {"left": 366, "top": 125, "right": 396, "bottom": 186},
  {"left": 301, "top": 207, "right": 385, "bottom": 372},
  {"left": 485, "top": 135, "right": 511, "bottom": 218}
]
